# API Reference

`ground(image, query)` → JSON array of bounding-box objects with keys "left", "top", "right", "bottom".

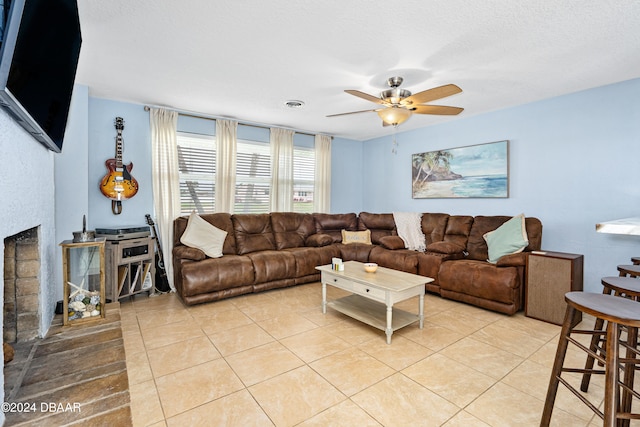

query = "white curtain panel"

[
  {"left": 270, "top": 127, "right": 294, "bottom": 212},
  {"left": 314, "top": 134, "right": 332, "bottom": 213},
  {"left": 149, "top": 108, "right": 179, "bottom": 291},
  {"left": 215, "top": 119, "right": 238, "bottom": 213}
]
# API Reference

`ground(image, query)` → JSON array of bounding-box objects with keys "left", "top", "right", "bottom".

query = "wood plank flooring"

[{"left": 4, "top": 303, "right": 131, "bottom": 426}]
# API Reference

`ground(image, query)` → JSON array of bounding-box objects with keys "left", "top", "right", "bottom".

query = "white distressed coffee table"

[{"left": 316, "top": 261, "right": 433, "bottom": 344}]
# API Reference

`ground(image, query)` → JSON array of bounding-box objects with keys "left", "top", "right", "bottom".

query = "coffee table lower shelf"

[{"left": 328, "top": 294, "right": 419, "bottom": 333}]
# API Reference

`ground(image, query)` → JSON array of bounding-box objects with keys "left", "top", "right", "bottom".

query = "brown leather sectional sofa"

[{"left": 173, "top": 212, "right": 542, "bottom": 314}]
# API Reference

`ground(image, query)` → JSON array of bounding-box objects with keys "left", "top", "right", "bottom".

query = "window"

[
  {"left": 175, "top": 124, "right": 320, "bottom": 215},
  {"left": 235, "top": 139, "right": 271, "bottom": 214},
  {"left": 177, "top": 132, "right": 216, "bottom": 215},
  {"left": 293, "top": 146, "right": 315, "bottom": 213}
]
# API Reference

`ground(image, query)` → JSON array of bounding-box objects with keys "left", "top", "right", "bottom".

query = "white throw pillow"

[
  {"left": 483, "top": 214, "right": 529, "bottom": 264},
  {"left": 180, "top": 211, "right": 227, "bottom": 258}
]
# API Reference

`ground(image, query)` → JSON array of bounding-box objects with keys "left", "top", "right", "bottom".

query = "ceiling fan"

[{"left": 328, "top": 77, "right": 463, "bottom": 126}]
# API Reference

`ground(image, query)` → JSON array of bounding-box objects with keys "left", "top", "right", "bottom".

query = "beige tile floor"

[{"left": 119, "top": 283, "right": 627, "bottom": 427}]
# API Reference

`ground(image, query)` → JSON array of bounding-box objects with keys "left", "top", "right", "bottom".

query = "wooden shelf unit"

[{"left": 104, "top": 236, "right": 155, "bottom": 301}]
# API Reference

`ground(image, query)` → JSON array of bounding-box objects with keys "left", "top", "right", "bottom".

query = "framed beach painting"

[{"left": 412, "top": 140, "right": 509, "bottom": 198}]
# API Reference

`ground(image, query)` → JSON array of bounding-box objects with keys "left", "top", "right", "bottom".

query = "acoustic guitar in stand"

[{"left": 100, "top": 117, "right": 138, "bottom": 214}]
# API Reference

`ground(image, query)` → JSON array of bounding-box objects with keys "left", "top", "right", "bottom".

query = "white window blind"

[
  {"left": 176, "top": 132, "right": 216, "bottom": 215},
  {"left": 293, "top": 146, "right": 315, "bottom": 213},
  {"left": 175, "top": 126, "right": 320, "bottom": 215},
  {"left": 235, "top": 139, "right": 271, "bottom": 214}
]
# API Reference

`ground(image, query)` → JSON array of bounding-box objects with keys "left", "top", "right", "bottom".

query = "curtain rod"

[{"left": 143, "top": 105, "right": 329, "bottom": 138}]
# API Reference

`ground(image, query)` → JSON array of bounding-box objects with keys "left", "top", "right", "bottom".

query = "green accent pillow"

[{"left": 483, "top": 214, "right": 529, "bottom": 264}]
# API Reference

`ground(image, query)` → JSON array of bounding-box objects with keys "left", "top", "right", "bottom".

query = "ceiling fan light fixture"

[{"left": 377, "top": 107, "right": 412, "bottom": 126}]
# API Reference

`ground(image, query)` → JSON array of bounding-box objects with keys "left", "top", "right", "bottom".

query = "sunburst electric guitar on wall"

[{"left": 100, "top": 117, "right": 138, "bottom": 214}]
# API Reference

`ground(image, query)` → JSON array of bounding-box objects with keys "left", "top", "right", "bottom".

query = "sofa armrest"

[
  {"left": 173, "top": 245, "right": 207, "bottom": 261},
  {"left": 305, "top": 233, "right": 333, "bottom": 247},
  {"left": 378, "top": 235, "right": 406, "bottom": 250},
  {"left": 426, "top": 241, "right": 466, "bottom": 255},
  {"left": 496, "top": 252, "right": 527, "bottom": 267}
]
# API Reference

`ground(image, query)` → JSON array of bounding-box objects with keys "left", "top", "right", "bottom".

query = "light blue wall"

[
  {"left": 54, "top": 84, "right": 89, "bottom": 305},
  {"left": 87, "top": 98, "right": 153, "bottom": 229},
  {"left": 331, "top": 136, "right": 364, "bottom": 213},
  {"left": 362, "top": 78, "right": 640, "bottom": 292},
  {"left": 81, "top": 79, "right": 640, "bottom": 293}
]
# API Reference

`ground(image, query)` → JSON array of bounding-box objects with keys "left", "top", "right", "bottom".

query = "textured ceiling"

[{"left": 75, "top": 0, "right": 640, "bottom": 140}]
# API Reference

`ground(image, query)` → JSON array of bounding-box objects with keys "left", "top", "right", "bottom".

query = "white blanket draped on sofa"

[{"left": 393, "top": 212, "right": 426, "bottom": 252}]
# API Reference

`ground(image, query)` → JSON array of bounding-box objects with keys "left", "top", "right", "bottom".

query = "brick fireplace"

[{"left": 3, "top": 227, "right": 41, "bottom": 344}]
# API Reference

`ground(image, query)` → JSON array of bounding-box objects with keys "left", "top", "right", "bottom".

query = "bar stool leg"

[
  {"left": 541, "top": 304, "right": 576, "bottom": 426},
  {"left": 581, "top": 316, "right": 606, "bottom": 392},
  {"left": 604, "top": 321, "right": 619, "bottom": 427},
  {"left": 620, "top": 326, "right": 638, "bottom": 427},
  {"left": 581, "top": 284, "right": 613, "bottom": 392}
]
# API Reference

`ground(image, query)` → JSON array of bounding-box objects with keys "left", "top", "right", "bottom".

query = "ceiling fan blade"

[
  {"left": 412, "top": 105, "right": 464, "bottom": 116},
  {"left": 403, "top": 84, "right": 462, "bottom": 105},
  {"left": 345, "top": 90, "right": 384, "bottom": 104},
  {"left": 326, "top": 108, "right": 380, "bottom": 118}
]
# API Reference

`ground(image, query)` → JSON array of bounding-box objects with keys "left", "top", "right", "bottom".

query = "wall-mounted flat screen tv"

[{"left": 0, "top": 0, "right": 82, "bottom": 152}]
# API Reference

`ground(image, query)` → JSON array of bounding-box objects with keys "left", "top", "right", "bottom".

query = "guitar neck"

[
  {"left": 146, "top": 215, "right": 166, "bottom": 261},
  {"left": 154, "top": 226, "right": 165, "bottom": 260},
  {"left": 115, "top": 117, "right": 125, "bottom": 169},
  {"left": 115, "top": 133, "right": 123, "bottom": 168}
]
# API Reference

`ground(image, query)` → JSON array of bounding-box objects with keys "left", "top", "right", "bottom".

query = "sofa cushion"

[
  {"left": 483, "top": 214, "right": 529, "bottom": 263},
  {"left": 421, "top": 213, "right": 450, "bottom": 245},
  {"left": 466, "top": 216, "right": 513, "bottom": 261},
  {"left": 358, "top": 212, "right": 396, "bottom": 244},
  {"left": 174, "top": 212, "right": 236, "bottom": 255},
  {"left": 245, "top": 250, "right": 296, "bottom": 283},
  {"left": 442, "top": 215, "right": 474, "bottom": 249},
  {"left": 284, "top": 246, "right": 341, "bottom": 277},
  {"left": 271, "top": 212, "right": 316, "bottom": 249},
  {"left": 313, "top": 213, "right": 358, "bottom": 243},
  {"left": 232, "top": 214, "right": 276, "bottom": 255},
  {"left": 339, "top": 243, "right": 374, "bottom": 263},
  {"left": 341, "top": 229, "right": 372, "bottom": 245},
  {"left": 180, "top": 211, "right": 227, "bottom": 258}
]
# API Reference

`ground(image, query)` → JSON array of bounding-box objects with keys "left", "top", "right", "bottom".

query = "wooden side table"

[{"left": 525, "top": 251, "right": 584, "bottom": 326}]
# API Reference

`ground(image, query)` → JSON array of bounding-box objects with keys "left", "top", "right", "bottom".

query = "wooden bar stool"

[
  {"left": 631, "top": 257, "right": 640, "bottom": 265},
  {"left": 541, "top": 292, "right": 640, "bottom": 427},
  {"left": 600, "top": 276, "right": 640, "bottom": 300},
  {"left": 581, "top": 277, "right": 640, "bottom": 394},
  {"left": 618, "top": 264, "right": 640, "bottom": 277}
]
